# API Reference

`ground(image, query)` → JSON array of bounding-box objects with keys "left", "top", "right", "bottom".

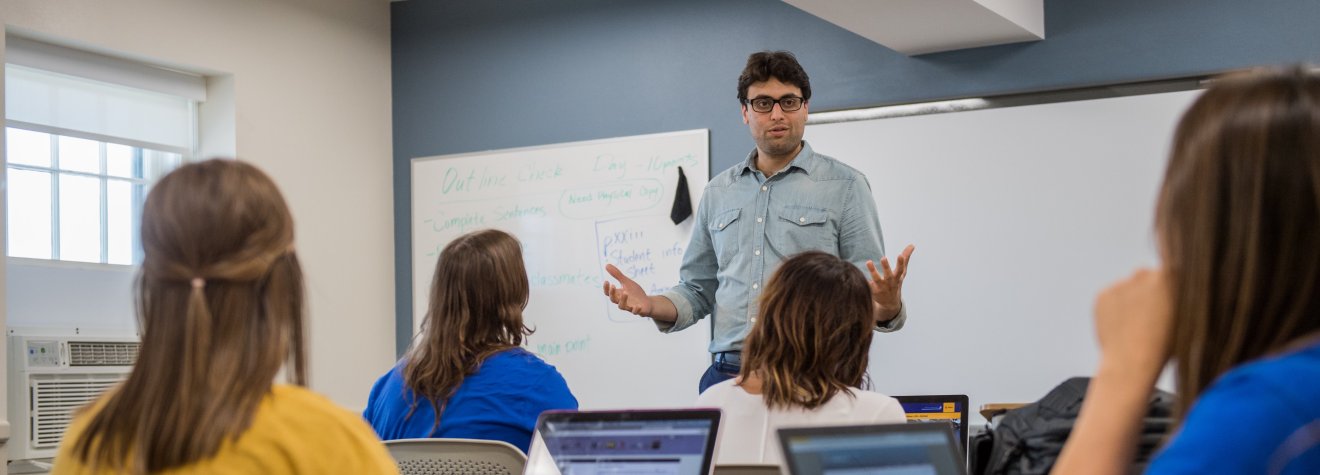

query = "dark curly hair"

[{"left": 737, "top": 50, "right": 812, "bottom": 105}]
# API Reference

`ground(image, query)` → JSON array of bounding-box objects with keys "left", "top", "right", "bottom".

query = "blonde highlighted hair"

[{"left": 739, "top": 251, "right": 874, "bottom": 409}]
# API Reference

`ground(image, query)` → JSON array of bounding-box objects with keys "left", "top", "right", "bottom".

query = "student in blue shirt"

[
  {"left": 364, "top": 229, "right": 577, "bottom": 453},
  {"left": 603, "top": 51, "right": 915, "bottom": 394},
  {"left": 1054, "top": 67, "right": 1320, "bottom": 474}
]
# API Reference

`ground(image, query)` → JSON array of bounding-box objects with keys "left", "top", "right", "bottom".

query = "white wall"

[
  {"left": 6, "top": 261, "right": 137, "bottom": 331},
  {"left": 0, "top": 0, "right": 396, "bottom": 409},
  {"left": 804, "top": 90, "right": 1194, "bottom": 421}
]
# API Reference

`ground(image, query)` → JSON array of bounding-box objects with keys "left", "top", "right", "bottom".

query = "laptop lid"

[
  {"left": 895, "top": 394, "right": 970, "bottom": 455},
  {"left": 524, "top": 408, "right": 722, "bottom": 475},
  {"left": 778, "top": 423, "right": 967, "bottom": 475}
]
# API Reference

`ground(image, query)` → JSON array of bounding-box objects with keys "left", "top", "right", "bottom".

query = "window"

[
  {"left": 6, "top": 127, "right": 181, "bottom": 264},
  {"left": 4, "top": 38, "right": 203, "bottom": 265}
]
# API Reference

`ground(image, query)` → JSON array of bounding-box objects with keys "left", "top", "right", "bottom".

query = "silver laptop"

[
  {"left": 779, "top": 422, "right": 967, "bottom": 475},
  {"left": 524, "top": 408, "right": 722, "bottom": 475}
]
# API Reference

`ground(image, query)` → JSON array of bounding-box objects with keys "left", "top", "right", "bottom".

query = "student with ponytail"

[{"left": 52, "top": 159, "right": 396, "bottom": 474}]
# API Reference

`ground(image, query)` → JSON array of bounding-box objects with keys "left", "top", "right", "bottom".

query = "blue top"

[
  {"left": 1147, "top": 339, "right": 1320, "bottom": 474},
  {"left": 363, "top": 347, "right": 578, "bottom": 453},
  {"left": 659, "top": 141, "right": 905, "bottom": 353}
]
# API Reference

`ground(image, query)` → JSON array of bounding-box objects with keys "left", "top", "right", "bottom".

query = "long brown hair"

[
  {"left": 71, "top": 159, "right": 306, "bottom": 473},
  {"left": 403, "top": 229, "right": 532, "bottom": 431},
  {"left": 1157, "top": 66, "right": 1320, "bottom": 418},
  {"left": 739, "top": 251, "right": 874, "bottom": 409}
]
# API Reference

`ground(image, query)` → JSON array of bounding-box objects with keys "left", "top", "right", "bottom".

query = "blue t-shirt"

[
  {"left": 363, "top": 347, "right": 578, "bottom": 453},
  {"left": 1148, "top": 340, "right": 1320, "bottom": 474}
]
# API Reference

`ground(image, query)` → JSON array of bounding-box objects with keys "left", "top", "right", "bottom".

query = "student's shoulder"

[
  {"left": 1147, "top": 376, "right": 1301, "bottom": 473},
  {"left": 1214, "top": 341, "right": 1320, "bottom": 410},
  {"left": 844, "top": 389, "right": 906, "bottom": 420},
  {"left": 1233, "top": 340, "right": 1320, "bottom": 376},
  {"left": 267, "top": 385, "right": 377, "bottom": 428},
  {"left": 695, "top": 379, "right": 751, "bottom": 405},
  {"left": 846, "top": 388, "right": 899, "bottom": 404},
  {"left": 369, "top": 360, "right": 407, "bottom": 387},
  {"left": 487, "top": 347, "right": 555, "bottom": 369},
  {"left": 217, "top": 386, "right": 398, "bottom": 474},
  {"left": 1148, "top": 346, "right": 1320, "bottom": 473},
  {"left": 480, "top": 348, "right": 571, "bottom": 383}
]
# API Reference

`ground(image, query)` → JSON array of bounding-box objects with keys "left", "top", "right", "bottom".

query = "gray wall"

[{"left": 390, "top": 0, "right": 1320, "bottom": 354}]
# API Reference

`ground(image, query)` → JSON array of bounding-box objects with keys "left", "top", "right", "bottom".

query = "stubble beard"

[{"left": 757, "top": 134, "right": 801, "bottom": 159}]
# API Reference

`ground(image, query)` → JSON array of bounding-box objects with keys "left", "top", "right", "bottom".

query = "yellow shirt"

[{"left": 51, "top": 384, "right": 399, "bottom": 475}]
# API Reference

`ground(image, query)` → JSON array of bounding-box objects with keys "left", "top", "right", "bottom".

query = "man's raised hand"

[{"left": 603, "top": 264, "right": 654, "bottom": 317}]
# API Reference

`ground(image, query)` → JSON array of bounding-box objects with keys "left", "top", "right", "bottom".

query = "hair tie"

[{"left": 191, "top": 277, "right": 206, "bottom": 289}]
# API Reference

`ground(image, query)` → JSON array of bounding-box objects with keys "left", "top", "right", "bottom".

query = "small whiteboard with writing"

[{"left": 412, "top": 129, "right": 711, "bottom": 409}]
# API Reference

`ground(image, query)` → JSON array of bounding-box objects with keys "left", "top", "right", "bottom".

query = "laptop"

[
  {"left": 778, "top": 423, "right": 967, "bottom": 475},
  {"left": 895, "top": 394, "right": 970, "bottom": 455},
  {"left": 523, "top": 408, "right": 722, "bottom": 475}
]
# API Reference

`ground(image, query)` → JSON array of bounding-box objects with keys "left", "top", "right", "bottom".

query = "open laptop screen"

[
  {"left": 778, "top": 423, "right": 966, "bottom": 475},
  {"left": 524, "top": 409, "right": 721, "bottom": 475},
  {"left": 895, "top": 395, "right": 969, "bottom": 453}
]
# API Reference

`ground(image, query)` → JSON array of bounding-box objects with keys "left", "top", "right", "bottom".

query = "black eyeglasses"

[{"left": 745, "top": 96, "right": 805, "bottom": 113}]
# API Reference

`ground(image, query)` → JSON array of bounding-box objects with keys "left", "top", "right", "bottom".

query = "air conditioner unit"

[{"left": 6, "top": 328, "right": 139, "bottom": 470}]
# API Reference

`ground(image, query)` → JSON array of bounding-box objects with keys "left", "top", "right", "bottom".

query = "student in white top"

[{"left": 695, "top": 250, "right": 907, "bottom": 465}]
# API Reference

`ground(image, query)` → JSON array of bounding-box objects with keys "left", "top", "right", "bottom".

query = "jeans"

[{"left": 698, "top": 359, "right": 740, "bottom": 394}]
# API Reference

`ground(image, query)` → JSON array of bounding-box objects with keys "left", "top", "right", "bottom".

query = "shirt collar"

[{"left": 738, "top": 141, "right": 818, "bottom": 177}]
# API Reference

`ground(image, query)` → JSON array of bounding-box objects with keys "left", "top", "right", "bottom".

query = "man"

[{"left": 603, "top": 51, "right": 914, "bottom": 393}]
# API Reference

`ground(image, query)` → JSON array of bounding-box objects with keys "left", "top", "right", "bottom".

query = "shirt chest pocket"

[
  {"left": 771, "top": 205, "right": 834, "bottom": 256},
  {"left": 709, "top": 208, "right": 742, "bottom": 267}
]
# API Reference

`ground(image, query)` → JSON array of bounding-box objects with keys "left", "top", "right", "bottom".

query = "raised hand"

[
  {"left": 1093, "top": 268, "right": 1173, "bottom": 381},
  {"left": 603, "top": 264, "right": 655, "bottom": 317},
  {"left": 867, "top": 244, "right": 914, "bottom": 322}
]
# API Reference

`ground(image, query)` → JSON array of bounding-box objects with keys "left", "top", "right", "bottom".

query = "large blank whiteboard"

[
  {"left": 412, "top": 129, "right": 710, "bottom": 409},
  {"left": 805, "top": 90, "right": 1201, "bottom": 420}
]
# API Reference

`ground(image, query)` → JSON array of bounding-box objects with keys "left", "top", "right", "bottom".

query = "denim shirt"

[{"left": 659, "top": 141, "right": 907, "bottom": 354}]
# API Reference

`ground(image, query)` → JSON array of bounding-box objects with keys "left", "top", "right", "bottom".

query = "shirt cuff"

[
  {"left": 875, "top": 301, "right": 906, "bottom": 333},
  {"left": 655, "top": 291, "right": 695, "bottom": 333}
]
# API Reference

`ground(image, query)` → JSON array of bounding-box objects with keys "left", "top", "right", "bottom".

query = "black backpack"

[{"left": 971, "top": 377, "right": 1175, "bottom": 475}]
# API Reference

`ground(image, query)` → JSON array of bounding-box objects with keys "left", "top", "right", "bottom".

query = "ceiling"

[{"left": 782, "top": 0, "right": 1044, "bottom": 55}]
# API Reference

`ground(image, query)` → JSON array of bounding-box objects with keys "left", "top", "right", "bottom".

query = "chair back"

[
  {"left": 384, "top": 438, "right": 527, "bottom": 475},
  {"left": 713, "top": 464, "right": 782, "bottom": 475}
]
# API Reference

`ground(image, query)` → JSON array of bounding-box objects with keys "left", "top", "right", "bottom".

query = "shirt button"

[
  {"left": 719, "top": 223, "right": 725, "bottom": 228},
  {"left": 799, "top": 217, "right": 806, "bottom": 223},
  {"left": 752, "top": 283, "right": 759, "bottom": 290},
  {"left": 761, "top": 186, "right": 768, "bottom": 192},
  {"left": 751, "top": 317, "right": 757, "bottom": 323},
  {"left": 756, "top": 217, "right": 763, "bottom": 223},
  {"left": 754, "top": 249, "right": 760, "bottom": 256}
]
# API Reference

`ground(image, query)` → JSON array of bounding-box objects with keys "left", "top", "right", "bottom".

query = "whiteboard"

[
  {"left": 804, "top": 90, "right": 1201, "bottom": 421},
  {"left": 411, "top": 129, "right": 711, "bottom": 409}
]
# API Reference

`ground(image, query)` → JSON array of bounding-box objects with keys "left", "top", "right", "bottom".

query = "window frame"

[{"left": 5, "top": 120, "right": 192, "bottom": 267}]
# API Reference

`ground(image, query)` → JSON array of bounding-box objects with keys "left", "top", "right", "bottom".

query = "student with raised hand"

[
  {"left": 364, "top": 229, "right": 577, "bottom": 453},
  {"left": 1054, "top": 67, "right": 1320, "bottom": 474},
  {"left": 52, "top": 159, "right": 397, "bottom": 474},
  {"left": 696, "top": 250, "right": 906, "bottom": 466}
]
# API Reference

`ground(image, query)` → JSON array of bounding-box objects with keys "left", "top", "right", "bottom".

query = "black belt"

[{"left": 714, "top": 351, "right": 742, "bottom": 366}]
